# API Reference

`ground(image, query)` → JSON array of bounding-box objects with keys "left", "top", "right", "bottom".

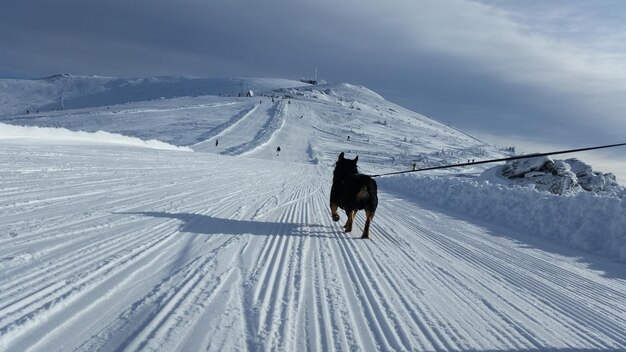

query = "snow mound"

[
  {"left": 0, "top": 123, "right": 192, "bottom": 151},
  {"left": 480, "top": 156, "right": 622, "bottom": 195},
  {"left": 380, "top": 174, "right": 626, "bottom": 261}
]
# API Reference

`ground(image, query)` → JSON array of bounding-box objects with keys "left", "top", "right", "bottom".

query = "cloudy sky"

[{"left": 2, "top": 0, "right": 625, "bottom": 174}]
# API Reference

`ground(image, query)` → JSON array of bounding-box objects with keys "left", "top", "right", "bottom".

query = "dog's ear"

[
  {"left": 338, "top": 152, "right": 345, "bottom": 160},
  {"left": 354, "top": 155, "right": 358, "bottom": 163}
]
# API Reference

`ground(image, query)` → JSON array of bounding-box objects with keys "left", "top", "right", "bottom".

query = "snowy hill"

[
  {"left": 1, "top": 76, "right": 625, "bottom": 351},
  {"left": 0, "top": 75, "right": 308, "bottom": 116},
  {"left": 1, "top": 76, "right": 499, "bottom": 172}
]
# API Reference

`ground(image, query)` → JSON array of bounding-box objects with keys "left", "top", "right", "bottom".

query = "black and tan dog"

[{"left": 330, "top": 152, "right": 378, "bottom": 239}]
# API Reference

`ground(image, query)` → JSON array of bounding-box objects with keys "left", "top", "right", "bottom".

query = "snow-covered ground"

[{"left": 1, "top": 76, "right": 625, "bottom": 351}]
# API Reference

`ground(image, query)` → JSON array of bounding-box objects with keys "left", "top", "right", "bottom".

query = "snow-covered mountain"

[
  {"left": 1, "top": 76, "right": 509, "bottom": 172},
  {"left": 1, "top": 76, "right": 625, "bottom": 351},
  {"left": 0, "top": 74, "right": 308, "bottom": 116}
]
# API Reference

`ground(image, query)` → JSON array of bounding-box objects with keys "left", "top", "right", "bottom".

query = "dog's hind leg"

[
  {"left": 361, "top": 209, "right": 375, "bottom": 239},
  {"left": 345, "top": 209, "right": 356, "bottom": 233},
  {"left": 343, "top": 214, "right": 350, "bottom": 229},
  {"left": 330, "top": 203, "right": 340, "bottom": 222}
]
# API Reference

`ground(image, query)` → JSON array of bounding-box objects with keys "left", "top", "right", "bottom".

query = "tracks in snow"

[
  {"left": 192, "top": 101, "right": 285, "bottom": 156},
  {"left": 1, "top": 142, "right": 625, "bottom": 351}
]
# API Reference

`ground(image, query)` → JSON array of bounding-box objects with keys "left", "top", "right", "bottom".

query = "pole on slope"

[{"left": 368, "top": 142, "right": 626, "bottom": 178}]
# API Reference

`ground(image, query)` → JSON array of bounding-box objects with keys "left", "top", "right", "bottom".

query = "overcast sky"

[{"left": 2, "top": 0, "right": 625, "bottom": 173}]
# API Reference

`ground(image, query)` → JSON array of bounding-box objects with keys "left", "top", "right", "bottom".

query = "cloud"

[{"left": 1, "top": 0, "right": 624, "bottom": 168}]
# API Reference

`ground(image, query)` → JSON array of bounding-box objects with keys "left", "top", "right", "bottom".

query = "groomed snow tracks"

[{"left": 1, "top": 142, "right": 625, "bottom": 351}]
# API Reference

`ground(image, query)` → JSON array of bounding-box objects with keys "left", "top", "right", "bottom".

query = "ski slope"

[
  {"left": 2, "top": 140, "right": 625, "bottom": 351},
  {"left": 1, "top": 77, "right": 625, "bottom": 351}
]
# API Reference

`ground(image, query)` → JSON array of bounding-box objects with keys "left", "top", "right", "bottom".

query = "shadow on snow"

[{"left": 118, "top": 211, "right": 334, "bottom": 238}]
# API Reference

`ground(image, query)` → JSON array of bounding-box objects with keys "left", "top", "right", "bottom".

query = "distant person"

[
  {"left": 215, "top": 139, "right": 219, "bottom": 147},
  {"left": 276, "top": 146, "right": 281, "bottom": 156},
  {"left": 26, "top": 110, "right": 29, "bottom": 114},
  {"left": 347, "top": 136, "right": 350, "bottom": 141}
]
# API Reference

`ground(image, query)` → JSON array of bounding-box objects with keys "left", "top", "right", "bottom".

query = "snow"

[
  {"left": 1, "top": 76, "right": 625, "bottom": 351},
  {"left": 0, "top": 123, "right": 192, "bottom": 151},
  {"left": 0, "top": 75, "right": 309, "bottom": 116},
  {"left": 482, "top": 155, "right": 623, "bottom": 195},
  {"left": 380, "top": 174, "right": 626, "bottom": 261}
]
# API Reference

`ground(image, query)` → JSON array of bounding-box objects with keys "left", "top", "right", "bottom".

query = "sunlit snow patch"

[{"left": 0, "top": 123, "right": 192, "bottom": 151}]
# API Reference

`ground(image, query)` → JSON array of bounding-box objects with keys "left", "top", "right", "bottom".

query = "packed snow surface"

[{"left": 1, "top": 76, "right": 625, "bottom": 351}]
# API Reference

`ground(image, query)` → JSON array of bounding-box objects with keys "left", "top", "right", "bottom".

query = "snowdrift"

[
  {"left": 0, "top": 123, "right": 192, "bottom": 151},
  {"left": 380, "top": 174, "right": 626, "bottom": 261}
]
